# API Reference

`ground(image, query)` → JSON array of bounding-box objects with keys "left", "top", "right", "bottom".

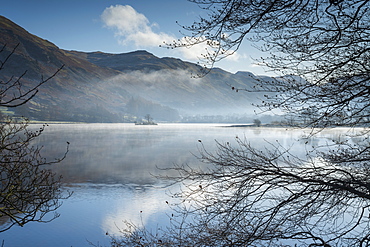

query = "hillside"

[{"left": 0, "top": 15, "right": 267, "bottom": 123}]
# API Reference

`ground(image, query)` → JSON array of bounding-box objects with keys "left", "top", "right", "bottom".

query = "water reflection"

[
  {"left": 1, "top": 123, "right": 354, "bottom": 246},
  {"left": 32, "top": 124, "right": 209, "bottom": 184},
  {"left": 100, "top": 183, "right": 173, "bottom": 236}
]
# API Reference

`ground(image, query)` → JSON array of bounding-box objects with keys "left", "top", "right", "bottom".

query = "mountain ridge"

[{"left": 0, "top": 15, "right": 267, "bottom": 123}]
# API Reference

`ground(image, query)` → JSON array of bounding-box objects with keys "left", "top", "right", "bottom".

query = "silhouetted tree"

[
  {"left": 0, "top": 44, "right": 69, "bottom": 232},
  {"left": 113, "top": 1, "right": 370, "bottom": 246},
  {"left": 144, "top": 114, "right": 153, "bottom": 123},
  {"left": 253, "top": 118, "right": 261, "bottom": 127}
]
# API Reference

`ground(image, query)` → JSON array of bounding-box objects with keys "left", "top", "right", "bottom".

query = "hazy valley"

[{"left": 0, "top": 15, "right": 272, "bottom": 123}]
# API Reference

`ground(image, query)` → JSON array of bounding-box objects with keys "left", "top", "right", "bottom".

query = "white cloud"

[
  {"left": 101, "top": 5, "right": 174, "bottom": 47},
  {"left": 175, "top": 36, "right": 241, "bottom": 66},
  {"left": 101, "top": 5, "right": 240, "bottom": 66},
  {"left": 224, "top": 51, "right": 243, "bottom": 62},
  {"left": 178, "top": 43, "right": 208, "bottom": 61}
]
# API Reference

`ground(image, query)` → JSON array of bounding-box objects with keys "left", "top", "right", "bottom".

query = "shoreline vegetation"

[{"left": 134, "top": 121, "right": 158, "bottom": 125}]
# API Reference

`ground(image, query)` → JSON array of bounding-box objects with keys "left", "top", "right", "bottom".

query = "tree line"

[{"left": 0, "top": 44, "right": 70, "bottom": 233}]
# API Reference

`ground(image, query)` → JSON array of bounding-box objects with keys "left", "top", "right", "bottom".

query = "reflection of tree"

[{"left": 0, "top": 44, "right": 70, "bottom": 232}]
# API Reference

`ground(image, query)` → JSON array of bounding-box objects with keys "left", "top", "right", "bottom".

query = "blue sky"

[{"left": 2, "top": 0, "right": 270, "bottom": 75}]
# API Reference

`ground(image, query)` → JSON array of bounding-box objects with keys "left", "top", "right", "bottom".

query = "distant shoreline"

[
  {"left": 223, "top": 124, "right": 287, "bottom": 128},
  {"left": 223, "top": 124, "right": 254, "bottom": 128}
]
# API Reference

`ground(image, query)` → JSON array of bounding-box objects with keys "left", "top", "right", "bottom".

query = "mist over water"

[
  {"left": 107, "top": 68, "right": 260, "bottom": 117},
  {"left": 0, "top": 123, "right": 347, "bottom": 246}
]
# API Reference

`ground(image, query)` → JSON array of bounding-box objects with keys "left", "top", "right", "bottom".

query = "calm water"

[{"left": 0, "top": 123, "right": 352, "bottom": 246}]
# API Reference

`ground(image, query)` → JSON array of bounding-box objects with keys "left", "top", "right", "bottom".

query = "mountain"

[
  {"left": 67, "top": 50, "right": 201, "bottom": 72},
  {"left": 0, "top": 15, "right": 269, "bottom": 123}
]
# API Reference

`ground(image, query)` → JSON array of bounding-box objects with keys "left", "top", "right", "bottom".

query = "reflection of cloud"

[
  {"left": 101, "top": 185, "right": 173, "bottom": 236},
  {"left": 101, "top": 5, "right": 174, "bottom": 47}
]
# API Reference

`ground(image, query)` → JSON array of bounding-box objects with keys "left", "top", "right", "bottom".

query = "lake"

[{"left": 0, "top": 123, "right": 352, "bottom": 246}]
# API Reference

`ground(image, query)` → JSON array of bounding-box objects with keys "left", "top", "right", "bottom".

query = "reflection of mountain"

[
  {"left": 33, "top": 124, "right": 328, "bottom": 185},
  {"left": 0, "top": 15, "right": 270, "bottom": 122},
  {"left": 33, "top": 124, "right": 202, "bottom": 184}
]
